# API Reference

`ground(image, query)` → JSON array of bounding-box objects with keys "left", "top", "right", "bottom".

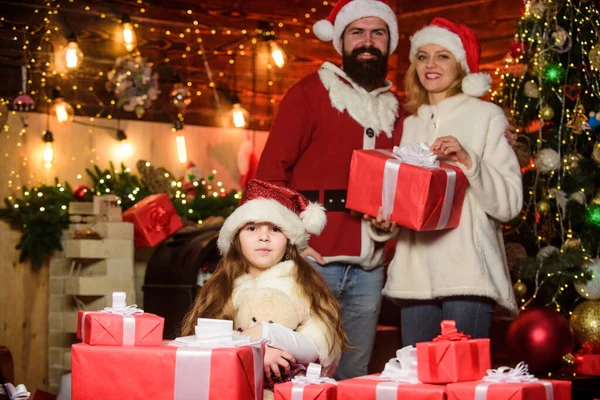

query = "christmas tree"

[{"left": 492, "top": 0, "right": 600, "bottom": 315}]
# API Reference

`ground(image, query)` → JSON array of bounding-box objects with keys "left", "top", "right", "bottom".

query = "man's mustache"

[{"left": 350, "top": 46, "right": 384, "bottom": 59}]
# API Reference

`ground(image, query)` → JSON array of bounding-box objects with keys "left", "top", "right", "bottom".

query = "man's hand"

[
  {"left": 364, "top": 207, "right": 396, "bottom": 232},
  {"left": 301, "top": 246, "right": 326, "bottom": 265},
  {"left": 264, "top": 346, "right": 296, "bottom": 383},
  {"left": 504, "top": 124, "right": 518, "bottom": 150}
]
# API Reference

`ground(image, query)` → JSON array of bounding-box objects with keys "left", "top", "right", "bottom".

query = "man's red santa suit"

[{"left": 256, "top": 62, "right": 404, "bottom": 269}]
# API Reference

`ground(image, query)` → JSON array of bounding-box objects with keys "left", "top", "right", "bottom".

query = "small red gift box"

[
  {"left": 417, "top": 321, "right": 490, "bottom": 384},
  {"left": 71, "top": 341, "right": 264, "bottom": 399},
  {"left": 347, "top": 146, "right": 467, "bottom": 231},
  {"left": 274, "top": 382, "right": 337, "bottom": 400},
  {"left": 337, "top": 375, "right": 446, "bottom": 400},
  {"left": 122, "top": 193, "right": 183, "bottom": 247},
  {"left": 446, "top": 379, "right": 571, "bottom": 400},
  {"left": 76, "top": 310, "right": 164, "bottom": 346}
]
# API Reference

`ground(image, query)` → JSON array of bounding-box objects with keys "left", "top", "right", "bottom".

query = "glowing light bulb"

[
  {"left": 122, "top": 21, "right": 137, "bottom": 52},
  {"left": 43, "top": 131, "right": 54, "bottom": 168},
  {"left": 64, "top": 41, "right": 83, "bottom": 69},
  {"left": 50, "top": 97, "right": 74, "bottom": 124},
  {"left": 231, "top": 103, "right": 249, "bottom": 128},
  {"left": 176, "top": 135, "right": 187, "bottom": 163},
  {"left": 270, "top": 41, "right": 286, "bottom": 68}
]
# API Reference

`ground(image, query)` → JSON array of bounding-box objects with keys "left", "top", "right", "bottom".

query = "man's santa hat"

[
  {"left": 313, "top": 0, "right": 398, "bottom": 55},
  {"left": 217, "top": 179, "right": 327, "bottom": 254},
  {"left": 409, "top": 18, "right": 491, "bottom": 97}
]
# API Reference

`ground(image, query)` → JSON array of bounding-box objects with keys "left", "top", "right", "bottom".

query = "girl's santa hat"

[
  {"left": 217, "top": 179, "right": 327, "bottom": 254},
  {"left": 409, "top": 17, "right": 491, "bottom": 97},
  {"left": 313, "top": 0, "right": 398, "bottom": 55}
]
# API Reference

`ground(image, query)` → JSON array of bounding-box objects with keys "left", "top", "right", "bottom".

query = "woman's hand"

[
  {"left": 264, "top": 346, "right": 296, "bottom": 383},
  {"left": 364, "top": 207, "right": 396, "bottom": 232},
  {"left": 430, "top": 135, "right": 472, "bottom": 169},
  {"left": 504, "top": 124, "right": 518, "bottom": 150}
]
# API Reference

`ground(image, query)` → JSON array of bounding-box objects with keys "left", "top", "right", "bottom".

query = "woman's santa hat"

[
  {"left": 409, "top": 18, "right": 491, "bottom": 97},
  {"left": 313, "top": 0, "right": 398, "bottom": 55},
  {"left": 217, "top": 179, "right": 327, "bottom": 254}
]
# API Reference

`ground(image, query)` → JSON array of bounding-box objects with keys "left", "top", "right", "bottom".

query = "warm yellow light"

[
  {"left": 50, "top": 98, "right": 74, "bottom": 124},
  {"left": 176, "top": 135, "right": 187, "bottom": 163},
  {"left": 231, "top": 103, "right": 249, "bottom": 128},
  {"left": 270, "top": 41, "right": 286, "bottom": 68},
  {"left": 64, "top": 41, "right": 83, "bottom": 69},
  {"left": 122, "top": 22, "right": 137, "bottom": 52},
  {"left": 43, "top": 142, "right": 53, "bottom": 168},
  {"left": 120, "top": 140, "right": 132, "bottom": 158}
]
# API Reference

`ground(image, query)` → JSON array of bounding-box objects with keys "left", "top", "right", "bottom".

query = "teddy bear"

[{"left": 234, "top": 287, "right": 308, "bottom": 332}]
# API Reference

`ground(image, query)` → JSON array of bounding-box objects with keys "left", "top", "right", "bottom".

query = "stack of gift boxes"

[{"left": 272, "top": 320, "right": 572, "bottom": 400}]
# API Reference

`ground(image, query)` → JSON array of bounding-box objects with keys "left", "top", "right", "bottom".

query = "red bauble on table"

[{"left": 506, "top": 308, "right": 574, "bottom": 374}]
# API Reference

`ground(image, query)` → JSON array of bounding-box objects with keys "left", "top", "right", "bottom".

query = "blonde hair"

[
  {"left": 181, "top": 234, "right": 347, "bottom": 354},
  {"left": 404, "top": 55, "right": 467, "bottom": 115}
]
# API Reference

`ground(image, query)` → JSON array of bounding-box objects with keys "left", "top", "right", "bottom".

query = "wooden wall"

[{"left": 0, "top": 111, "right": 268, "bottom": 392}]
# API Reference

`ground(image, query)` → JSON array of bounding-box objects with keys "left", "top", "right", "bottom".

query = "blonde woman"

[{"left": 369, "top": 18, "right": 523, "bottom": 346}]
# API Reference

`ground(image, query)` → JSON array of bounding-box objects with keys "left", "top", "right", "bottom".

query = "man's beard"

[{"left": 342, "top": 46, "right": 388, "bottom": 89}]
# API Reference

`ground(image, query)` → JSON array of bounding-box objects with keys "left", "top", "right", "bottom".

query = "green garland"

[{"left": 0, "top": 161, "right": 240, "bottom": 268}]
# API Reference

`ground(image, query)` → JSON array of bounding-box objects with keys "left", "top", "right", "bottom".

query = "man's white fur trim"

[
  {"left": 217, "top": 198, "right": 309, "bottom": 254},
  {"left": 409, "top": 25, "right": 470, "bottom": 73},
  {"left": 313, "top": 19, "right": 334, "bottom": 42},
  {"left": 321, "top": 0, "right": 398, "bottom": 55},
  {"left": 318, "top": 63, "right": 398, "bottom": 138},
  {"left": 461, "top": 72, "right": 491, "bottom": 97}
]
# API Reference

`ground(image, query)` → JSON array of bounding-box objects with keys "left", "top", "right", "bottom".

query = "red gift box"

[
  {"left": 274, "top": 381, "right": 337, "bottom": 400},
  {"left": 446, "top": 379, "right": 571, "bottom": 400},
  {"left": 76, "top": 310, "right": 164, "bottom": 346},
  {"left": 122, "top": 193, "right": 183, "bottom": 247},
  {"left": 71, "top": 341, "right": 264, "bottom": 399},
  {"left": 347, "top": 148, "right": 467, "bottom": 230},
  {"left": 417, "top": 321, "right": 490, "bottom": 384},
  {"left": 337, "top": 375, "right": 446, "bottom": 400}
]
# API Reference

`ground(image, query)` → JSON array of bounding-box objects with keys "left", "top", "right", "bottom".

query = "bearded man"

[{"left": 255, "top": 0, "right": 405, "bottom": 380}]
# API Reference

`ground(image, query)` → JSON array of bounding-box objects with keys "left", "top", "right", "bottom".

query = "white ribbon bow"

[
  {"left": 0, "top": 383, "right": 31, "bottom": 400},
  {"left": 392, "top": 142, "right": 439, "bottom": 168},
  {"left": 380, "top": 345, "right": 420, "bottom": 384},
  {"left": 100, "top": 304, "right": 144, "bottom": 315},
  {"left": 291, "top": 363, "right": 337, "bottom": 385},
  {"left": 482, "top": 362, "right": 539, "bottom": 383}
]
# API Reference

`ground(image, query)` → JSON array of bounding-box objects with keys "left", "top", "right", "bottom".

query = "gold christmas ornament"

[
  {"left": 589, "top": 42, "right": 600, "bottom": 70},
  {"left": 592, "top": 141, "right": 600, "bottom": 164},
  {"left": 565, "top": 153, "right": 582, "bottom": 170},
  {"left": 524, "top": 81, "right": 540, "bottom": 98},
  {"left": 570, "top": 300, "right": 600, "bottom": 346},
  {"left": 566, "top": 104, "right": 588, "bottom": 134},
  {"left": 561, "top": 238, "right": 582, "bottom": 251},
  {"left": 541, "top": 104, "right": 555, "bottom": 120},
  {"left": 536, "top": 200, "right": 550, "bottom": 214},
  {"left": 513, "top": 280, "right": 528, "bottom": 298},
  {"left": 505, "top": 242, "right": 528, "bottom": 270}
]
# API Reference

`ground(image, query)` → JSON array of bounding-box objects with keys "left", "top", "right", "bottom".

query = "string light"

[
  {"left": 121, "top": 15, "right": 137, "bottom": 52},
  {"left": 42, "top": 130, "right": 54, "bottom": 168},
  {"left": 116, "top": 129, "right": 132, "bottom": 158},
  {"left": 64, "top": 35, "right": 83, "bottom": 70},
  {"left": 49, "top": 88, "right": 74, "bottom": 125}
]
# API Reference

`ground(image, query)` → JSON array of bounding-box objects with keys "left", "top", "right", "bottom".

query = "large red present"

[
  {"left": 417, "top": 321, "right": 490, "bottom": 384},
  {"left": 447, "top": 379, "right": 571, "bottom": 399},
  {"left": 71, "top": 340, "right": 264, "bottom": 399},
  {"left": 274, "top": 382, "right": 337, "bottom": 400},
  {"left": 122, "top": 193, "right": 183, "bottom": 247},
  {"left": 76, "top": 292, "right": 164, "bottom": 346},
  {"left": 337, "top": 375, "right": 446, "bottom": 400},
  {"left": 574, "top": 354, "right": 600, "bottom": 376},
  {"left": 347, "top": 144, "right": 467, "bottom": 230}
]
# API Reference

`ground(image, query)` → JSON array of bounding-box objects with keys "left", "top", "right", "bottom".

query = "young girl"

[
  {"left": 182, "top": 179, "right": 346, "bottom": 381},
  {"left": 368, "top": 18, "right": 523, "bottom": 346}
]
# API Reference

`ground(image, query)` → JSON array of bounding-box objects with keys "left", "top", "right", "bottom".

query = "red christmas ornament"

[
  {"left": 506, "top": 308, "right": 574, "bottom": 373},
  {"left": 73, "top": 185, "right": 91, "bottom": 201},
  {"left": 509, "top": 39, "right": 526, "bottom": 58}
]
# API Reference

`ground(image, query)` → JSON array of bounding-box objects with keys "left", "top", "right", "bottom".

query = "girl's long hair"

[
  {"left": 181, "top": 235, "right": 347, "bottom": 354},
  {"left": 404, "top": 57, "right": 466, "bottom": 115}
]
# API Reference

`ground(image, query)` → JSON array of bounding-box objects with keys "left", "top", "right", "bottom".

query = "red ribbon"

[
  {"left": 432, "top": 320, "right": 471, "bottom": 342},
  {"left": 145, "top": 203, "right": 171, "bottom": 233}
]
